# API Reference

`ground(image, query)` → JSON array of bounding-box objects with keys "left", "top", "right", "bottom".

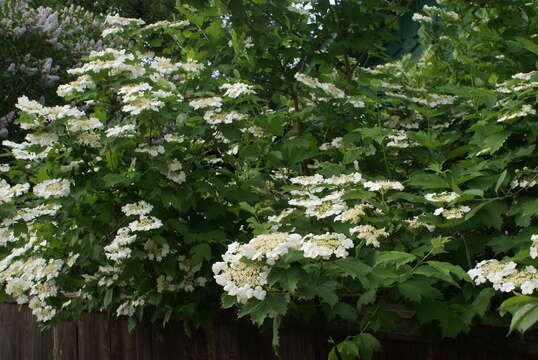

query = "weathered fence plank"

[
  {"left": 2, "top": 302, "right": 538, "bottom": 360},
  {"left": 52, "top": 322, "right": 78, "bottom": 360}
]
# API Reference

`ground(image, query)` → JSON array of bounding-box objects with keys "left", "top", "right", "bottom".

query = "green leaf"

[
  {"left": 303, "top": 280, "right": 339, "bottom": 306},
  {"left": 239, "top": 293, "right": 288, "bottom": 326},
  {"left": 517, "top": 37, "right": 538, "bottom": 56},
  {"left": 407, "top": 172, "right": 449, "bottom": 189},
  {"left": 495, "top": 170, "right": 507, "bottom": 193},
  {"left": 103, "top": 288, "right": 113, "bottom": 307},
  {"left": 102, "top": 173, "right": 127, "bottom": 187},
  {"left": 375, "top": 251, "right": 417, "bottom": 269},
  {"left": 397, "top": 277, "right": 442, "bottom": 302},
  {"left": 333, "top": 302, "right": 358, "bottom": 321},
  {"left": 464, "top": 288, "right": 496, "bottom": 323},
  {"left": 190, "top": 243, "right": 212, "bottom": 264},
  {"left": 508, "top": 301, "right": 538, "bottom": 334},
  {"left": 331, "top": 258, "right": 371, "bottom": 279},
  {"left": 128, "top": 317, "right": 137, "bottom": 332},
  {"left": 221, "top": 294, "right": 236, "bottom": 309},
  {"left": 357, "top": 288, "right": 377, "bottom": 309},
  {"left": 268, "top": 267, "right": 304, "bottom": 293},
  {"left": 499, "top": 296, "right": 538, "bottom": 314},
  {"left": 355, "top": 333, "right": 381, "bottom": 360}
]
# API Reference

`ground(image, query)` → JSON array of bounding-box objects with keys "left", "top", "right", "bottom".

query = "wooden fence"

[{"left": 1, "top": 302, "right": 538, "bottom": 360}]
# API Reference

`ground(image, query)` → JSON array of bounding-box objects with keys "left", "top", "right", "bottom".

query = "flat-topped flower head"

[
  {"left": 33, "top": 179, "right": 70, "bottom": 199},
  {"left": 128, "top": 216, "right": 163, "bottom": 232},
  {"left": 105, "top": 15, "right": 145, "bottom": 26},
  {"left": 213, "top": 242, "right": 268, "bottom": 303},
  {"left": 350, "top": 225, "right": 389, "bottom": 248},
  {"left": 363, "top": 180, "right": 404, "bottom": 192},
  {"left": 121, "top": 201, "right": 153, "bottom": 217},
  {"left": 220, "top": 83, "right": 256, "bottom": 98},
  {"left": 433, "top": 205, "right": 470, "bottom": 219},
  {"left": 334, "top": 204, "right": 370, "bottom": 224},
  {"left": 301, "top": 232, "right": 354, "bottom": 259},
  {"left": 241, "top": 232, "right": 302, "bottom": 265},
  {"left": 0, "top": 180, "right": 30, "bottom": 204},
  {"left": 189, "top": 97, "right": 223, "bottom": 110},
  {"left": 424, "top": 191, "right": 460, "bottom": 203}
]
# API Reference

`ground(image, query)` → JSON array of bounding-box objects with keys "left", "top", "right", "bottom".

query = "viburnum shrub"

[{"left": 1, "top": 0, "right": 537, "bottom": 358}]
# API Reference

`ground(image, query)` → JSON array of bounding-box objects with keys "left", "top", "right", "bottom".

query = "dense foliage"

[
  {"left": 0, "top": 0, "right": 124, "bottom": 137},
  {"left": 0, "top": 0, "right": 537, "bottom": 358}
]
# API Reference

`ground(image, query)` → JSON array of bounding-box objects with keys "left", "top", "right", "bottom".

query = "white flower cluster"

[
  {"left": 319, "top": 137, "right": 343, "bottom": 151},
  {"left": 363, "top": 180, "right": 404, "bottom": 192},
  {"left": 301, "top": 233, "right": 354, "bottom": 259},
  {"left": 1, "top": 204, "right": 61, "bottom": 227},
  {"left": 241, "top": 232, "right": 302, "bottom": 265},
  {"left": 189, "top": 97, "right": 223, "bottom": 110},
  {"left": 104, "top": 227, "right": 137, "bottom": 262},
  {"left": 0, "top": 179, "right": 30, "bottom": 204},
  {"left": 143, "top": 240, "right": 170, "bottom": 261},
  {"left": 294, "top": 73, "right": 346, "bottom": 99},
  {"left": 433, "top": 205, "right": 471, "bottom": 219},
  {"left": 213, "top": 242, "right": 269, "bottom": 303},
  {"left": 121, "top": 201, "right": 153, "bottom": 216},
  {"left": 33, "top": 178, "right": 70, "bottom": 199},
  {"left": 135, "top": 145, "right": 165, "bottom": 157},
  {"left": 405, "top": 215, "right": 435, "bottom": 232},
  {"left": 166, "top": 159, "right": 186, "bottom": 184},
  {"left": 386, "top": 131, "right": 411, "bottom": 148},
  {"left": 220, "top": 82, "right": 256, "bottom": 98},
  {"left": 497, "top": 105, "right": 536, "bottom": 123},
  {"left": 468, "top": 260, "right": 538, "bottom": 294},
  {"left": 204, "top": 110, "right": 245, "bottom": 126},
  {"left": 424, "top": 191, "right": 460, "bottom": 203},
  {"left": 0, "top": 250, "right": 64, "bottom": 321},
  {"left": 350, "top": 225, "right": 389, "bottom": 248},
  {"left": 105, "top": 124, "right": 136, "bottom": 137}
]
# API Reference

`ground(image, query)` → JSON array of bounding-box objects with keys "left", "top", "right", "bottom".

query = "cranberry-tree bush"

[{"left": 0, "top": 0, "right": 537, "bottom": 358}]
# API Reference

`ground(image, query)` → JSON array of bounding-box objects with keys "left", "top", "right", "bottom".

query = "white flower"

[
  {"left": 300, "top": 233, "right": 354, "bottom": 259},
  {"left": 424, "top": 191, "right": 460, "bottom": 203},
  {"left": 530, "top": 234, "right": 538, "bottom": 259},
  {"left": 334, "top": 204, "right": 369, "bottom": 224},
  {"left": 0, "top": 179, "right": 30, "bottom": 204},
  {"left": 178, "top": 59, "right": 205, "bottom": 72},
  {"left": 213, "top": 243, "right": 269, "bottom": 303},
  {"left": 433, "top": 205, "right": 471, "bottom": 219},
  {"left": 105, "top": 15, "right": 145, "bottom": 26},
  {"left": 241, "top": 232, "right": 302, "bottom": 265},
  {"left": 220, "top": 83, "right": 256, "bottom": 98},
  {"left": 128, "top": 216, "right": 163, "bottom": 232},
  {"left": 363, "top": 180, "right": 404, "bottom": 192},
  {"left": 67, "top": 117, "right": 103, "bottom": 132},
  {"left": 150, "top": 57, "right": 181, "bottom": 74},
  {"left": 350, "top": 225, "right": 389, "bottom": 248},
  {"left": 0, "top": 164, "right": 10, "bottom": 173},
  {"left": 0, "top": 228, "right": 16, "bottom": 246},
  {"left": 121, "top": 201, "right": 153, "bottom": 216},
  {"left": 189, "top": 97, "right": 223, "bottom": 110},
  {"left": 33, "top": 179, "right": 70, "bottom": 199},
  {"left": 135, "top": 145, "right": 165, "bottom": 157},
  {"left": 164, "top": 134, "right": 185, "bottom": 143},
  {"left": 204, "top": 111, "right": 245, "bottom": 125},
  {"left": 15, "top": 96, "right": 44, "bottom": 115},
  {"left": 105, "top": 124, "right": 136, "bottom": 137},
  {"left": 143, "top": 240, "right": 170, "bottom": 261}
]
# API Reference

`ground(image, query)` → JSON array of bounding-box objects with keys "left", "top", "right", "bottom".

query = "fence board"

[
  {"left": 52, "top": 322, "right": 78, "bottom": 360},
  {"left": 77, "top": 313, "right": 111, "bottom": 360},
  {"left": 2, "top": 302, "right": 538, "bottom": 360}
]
